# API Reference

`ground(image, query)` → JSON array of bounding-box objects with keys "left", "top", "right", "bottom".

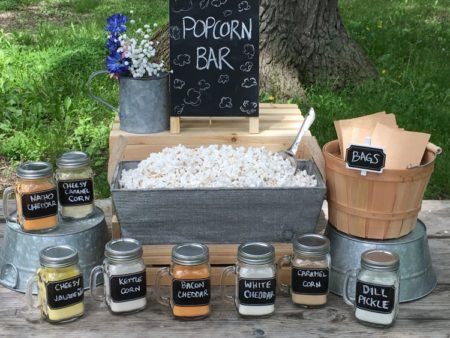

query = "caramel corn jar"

[
  {"left": 3, "top": 162, "right": 58, "bottom": 232},
  {"left": 156, "top": 243, "right": 211, "bottom": 320}
]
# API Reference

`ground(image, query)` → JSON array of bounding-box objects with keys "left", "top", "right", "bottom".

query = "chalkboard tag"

[
  {"left": 46, "top": 275, "right": 84, "bottom": 309},
  {"left": 58, "top": 179, "right": 94, "bottom": 207},
  {"left": 355, "top": 280, "right": 395, "bottom": 314},
  {"left": 21, "top": 188, "right": 58, "bottom": 220},
  {"left": 238, "top": 277, "right": 276, "bottom": 306},
  {"left": 110, "top": 270, "right": 147, "bottom": 303},
  {"left": 169, "top": 0, "right": 259, "bottom": 117},
  {"left": 346, "top": 144, "right": 386, "bottom": 173},
  {"left": 172, "top": 278, "right": 211, "bottom": 306},
  {"left": 291, "top": 268, "right": 329, "bottom": 295}
]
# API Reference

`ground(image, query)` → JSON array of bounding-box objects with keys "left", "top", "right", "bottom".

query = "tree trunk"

[{"left": 155, "top": 0, "right": 378, "bottom": 98}]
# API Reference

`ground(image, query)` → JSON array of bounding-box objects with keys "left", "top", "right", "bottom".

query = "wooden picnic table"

[{"left": 0, "top": 200, "right": 449, "bottom": 337}]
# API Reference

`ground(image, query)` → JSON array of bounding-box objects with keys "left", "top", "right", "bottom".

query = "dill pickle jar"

[
  {"left": 3, "top": 162, "right": 58, "bottom": 232},
  {"left": 26, "top": 245, "right": 84, "bottom": 323},
  {"left": 55, "top": 151, "right": 95, "bottom": 220}
]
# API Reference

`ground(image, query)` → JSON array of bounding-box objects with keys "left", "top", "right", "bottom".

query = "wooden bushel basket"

[{"left": 323, "top": 140, "right": 441, "bottom": 239}]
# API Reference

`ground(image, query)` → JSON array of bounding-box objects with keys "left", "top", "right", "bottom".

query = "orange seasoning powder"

[
  {"left": 170, "top": 243, "right": 211, "bottom": 319},
  {"left": 15, "top": 162, "right": 58, "bottom": 232}
]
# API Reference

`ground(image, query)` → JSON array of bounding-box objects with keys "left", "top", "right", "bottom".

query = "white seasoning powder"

[
  {"left": 104, "top": 260, "right": 147, "bottom": 313},
  {"left": 120, "top": 145, "right": 318, "bottom": 189},
  {"left": 237, "top": 266, "right": 276, "bottom": 317},
  {"left": 354, "top": 270, "right": 399, "bottom": 326}
]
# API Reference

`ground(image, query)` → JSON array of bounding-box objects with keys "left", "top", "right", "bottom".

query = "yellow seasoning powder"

[{"left": 37, "top": 246, "right": 84, "bottom": 323}]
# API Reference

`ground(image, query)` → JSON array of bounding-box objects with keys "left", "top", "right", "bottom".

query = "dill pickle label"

[
  {"left": 356, "top": 280, "right": 395, "bottom": 314},
  {"left": 21, "top": 188, "right": 58, "bottom": 220},
  {"left": 172, "top": 278, "right": 211, "bottom": 306},
  {"left": 46, "top": 275, "right": 84, "bottom": 309},
  {"left": 58, "top": 179, "right": 93, "bottom": 206}
]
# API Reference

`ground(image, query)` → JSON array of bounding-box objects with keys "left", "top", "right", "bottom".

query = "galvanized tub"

[
  {"left": 86, "top": 70, "right": 170, "bottom": 134},
  {"left": 0, "top": 207, "right": 108, "bottom": 293},
  {"left": 326, "top": 220, "right": 436, "bottom": 302},
  {"left": 112, "top": 160, "right": 326, "bottom": 244}
]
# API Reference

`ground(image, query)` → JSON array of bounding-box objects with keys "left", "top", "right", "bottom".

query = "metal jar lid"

[
  {"left": 57, "top": 151, "right": 90, "bottom": 169},
  {"left": 238, "top": 242, "right": 275, "bottom": 265},
  {"left": 105, "top": 238, "right": 143, "bottom": 263},
  {"left": 172, "top": 243, "right": 209, "bottom": 266},
  {"left": 17, "top": 162, "right": 53, "bottom": 179},
  {"left": 361, "top": 249, "right": 400, "bottom": 272},
  {"left": 293, "top": 234, "right": 330, "bottom": 256},
  {"left": 40, "top": 245, "right": 79, "bottom": 268}
]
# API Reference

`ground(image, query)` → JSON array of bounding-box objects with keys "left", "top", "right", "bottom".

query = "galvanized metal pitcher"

[{"left": 86, "top": 71, "right": 170, "bottom": 134}]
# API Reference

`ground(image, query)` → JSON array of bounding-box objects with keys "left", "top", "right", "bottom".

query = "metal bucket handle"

[
  {"left": 343, "top": 269, "right": 359, "bottom": 306},
  {"left": 86, "top": 70, "right": 119, "bottom": 113},
  {"left": 0, "top": 263, "right": 19, "bottom": 289}
]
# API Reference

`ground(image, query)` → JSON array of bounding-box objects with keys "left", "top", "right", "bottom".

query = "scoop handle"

[{"left": 287, "top": 108, "right": 316, "bottom": 155}]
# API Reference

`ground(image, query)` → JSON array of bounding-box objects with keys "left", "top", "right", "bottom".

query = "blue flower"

[
  {"left": 106, "top": 36, "right": 120, "bottom": 54},
  {"left": 106, "top": 14, "right": 128, "bottom": 34},
  {"left": 106, "top": 51, "right": 128, "bottom": 75}
]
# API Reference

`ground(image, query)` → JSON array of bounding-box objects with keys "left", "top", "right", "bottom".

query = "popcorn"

[{"left": 120, "top": 145, "right": 317, "bottom": 189}]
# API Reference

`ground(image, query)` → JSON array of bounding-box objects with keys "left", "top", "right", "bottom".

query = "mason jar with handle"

[
  {"left": 26, "top": 245, "right": 84, "bottom": 323},
  {"left": 221, "top": 242, "right": 277, "bottom": 318},
  {"left": 278, "top": 234, "right": 330, "bottom": 307},
  {"left": 343, "top": 249, "right": 400, "bottom": 327},
  {"left": 86, "top": 71, "right": 169, "bottom": 134},
  {"left": 155, "top": 243, "right": 211, "bottom": 320},
  {"left": 90, "top": 238, "right": 147, "bottom": 314},
  {"left": 3, "top": 162, "right": 58, "bottom": 232}
]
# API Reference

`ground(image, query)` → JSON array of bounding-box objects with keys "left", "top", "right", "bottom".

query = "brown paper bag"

[
  {"left": 335, "top": 112, "right": 397, "bottom": 157},
  {"left": 371, "top": 123, "right": 430, "bottom": 169}
]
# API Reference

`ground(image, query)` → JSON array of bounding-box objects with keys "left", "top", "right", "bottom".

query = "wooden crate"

[
  {"left": 112, "top": 214, "right": 291, "bottom": 286},
  {"left": 108, "top": 103, "right": 325, "bottom": 182},
  {"left": 108, "top": 103, "right": 326, "bottom": 285}
]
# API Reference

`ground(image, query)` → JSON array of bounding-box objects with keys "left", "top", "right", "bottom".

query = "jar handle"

[
  {"left": 89, "top": 265, "right": 105, "bottom": 302},
  {"left": 277, "top": 255, "right": 292, "bottom": 294},
  {"left": 85, "top": 70, "right": 119, "bottom": 113},
  {"left": 220, "top": 265, "right": 236, "bottom": 304},
  {"left": 343, "top": 269, "right": 358, "bottom": 306},
  {"left": 25, "top": 272, "right": 39, "bottom": 310},
  {"left": 2, "top": 187, "right": 17, "bottom": 223},
  {"left": 155, "top": 267, "right": 171, "bottom": 307}
]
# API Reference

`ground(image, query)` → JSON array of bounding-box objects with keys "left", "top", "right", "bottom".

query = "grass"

[{"left": 0, "top": 0, "right": 448, "bottom": 198}]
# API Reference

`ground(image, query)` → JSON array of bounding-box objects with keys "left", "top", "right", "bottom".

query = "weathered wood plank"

[{"left": 0, "top": 286, "right": 449, "bottom": 337}]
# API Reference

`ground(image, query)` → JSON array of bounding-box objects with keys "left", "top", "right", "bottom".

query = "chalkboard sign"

[
  {"left": 291, "top": 268, "right": 329, "bottom": 295},
  {"left": 346, "top": 144, "right": 386, "bottom": 173},
  {"left": 172, "top": 278, "right": 211, "bottom": 306},
  {"left": 110, "top": 271, "right": 147, "bottom": 303},
  {"left": 238, "top": 278, "right": 276, "bottom": 305},
  {"left": 46, "top": 275, "right": 84, "bottom": 309},
  {"left": 21, "top": 189, "right": 58, "bottom": 220},
  {"left": 169, "top": 0, "right": 259, "bottom": 117},
  {"left": 356, "top": 280, "right": 395, "bottom": 314},
  {"left": 58, "top": 179, "right": 94, "bottom": 207}
]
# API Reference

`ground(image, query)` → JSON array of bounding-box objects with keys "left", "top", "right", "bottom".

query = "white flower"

[
  {"left": 130, "top": 20, "right": 136, "bottom": 24},
  {"left": 153, "top": 23, "right": 158, "bottom": 27},
  {"left": 144, "top": 34, "right": 149, "bottom": 39},
  {"left": 130, "top": 10, "right": 134, "bottom": 14},
  {"left": 144, "top": 24, "right": 150, "bottom": 28}
]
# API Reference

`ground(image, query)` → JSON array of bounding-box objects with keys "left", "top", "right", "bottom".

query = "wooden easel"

[{"left": 170, "top": 116, "right": 260, "bottom": 134}]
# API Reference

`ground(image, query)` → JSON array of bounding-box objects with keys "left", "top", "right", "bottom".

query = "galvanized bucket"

[
  {"left": 0, "top": 207, "right": 108, "bottom": 293},
  {"left": 86, "top": 71, "right": 170, "bottom": 134},
  {"left": 326, "top": 220, "right": 437, "bottom": 302}
]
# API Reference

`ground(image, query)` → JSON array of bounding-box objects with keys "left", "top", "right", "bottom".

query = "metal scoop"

[{"left": 279, "top": 107, "right": 316, "bottom": 174}]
